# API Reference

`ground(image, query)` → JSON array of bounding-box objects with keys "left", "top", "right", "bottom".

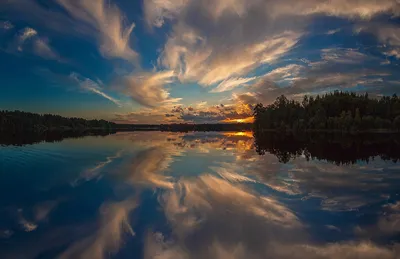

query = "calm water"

[{"left": 1, "top": 131, "right": 400, "bottom": 259}]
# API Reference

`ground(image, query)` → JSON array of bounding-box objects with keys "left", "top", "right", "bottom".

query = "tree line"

[
  {"left": 0, "top": 110, "right": 253, "bottom": 133},
  {"left": 253, "top": 91, "right": 400, "bottom": 132},
  {"left": 0, "top": 110, "right": 117, "bottom": 132}
]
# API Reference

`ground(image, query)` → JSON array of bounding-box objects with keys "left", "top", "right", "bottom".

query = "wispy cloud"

[
  {"left": 1, "top": 0, "right": 138, "bottom": 64},
  {"left": 0, "top": 20, "right": 13, "bottom": 30},
  {"left": 70, "top": 73, "right": 122, "bottom": 107},
  {"left": 56, "top": 0, "right": 138, "bottom": 63},
  {"left": 262, "top": 64, "right": 305, "bottom": 82},
  {"left": 58, "top": 198, "right": 138, "bottom": 259},
  {"left": 116, "top": 70, "right": 178, "bottom": 107},
  {"left": 325, "top": 28, "right": 341, "bottom": 35},
  {"left": 33, "top": 38, "right": 62, "bottom": 61},
  {"left": 18, "top": 27, "right": 37, "bottom": 46},
  {"left": 211, "top": 76, "right": 258, "bottom": 93}
]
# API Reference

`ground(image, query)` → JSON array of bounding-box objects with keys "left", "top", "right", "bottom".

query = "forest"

[
  {"left": 0, "top": 110, "right": 117, "bottom": 132},
  {"left": 253, "top": 91, "right": 400, "bottom": 132},
  {"left": 0, "top": 110, "right": 252, "bottom": 132}
]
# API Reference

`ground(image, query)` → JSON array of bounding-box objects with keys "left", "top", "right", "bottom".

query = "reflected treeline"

[
  {"left": 0, "top": 130, "right": 116, "bottom": 146},
  {"left": 254, "top": 131, "right": 400, "bottom": 164}
]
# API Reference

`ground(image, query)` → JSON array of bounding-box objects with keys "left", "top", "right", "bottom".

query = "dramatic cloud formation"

[
  {"left": 143, "top": 171, "right": 400, "bottom": 259},
  {"left": 55, "top": 0, "right": 138, "bottom": 63},
  {"left": 1, "top": 0, "right": 400, "bottom": 122},
  {"left": 116, "top": 71, "right": 178, "bottom": 107},
  {"left": 1, "top": 0, "right": 138, "bottom": 63}
]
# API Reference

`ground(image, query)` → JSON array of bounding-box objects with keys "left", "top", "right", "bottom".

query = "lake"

[{"left": 1, "top": 131, "right": 400, "bottom": 259}]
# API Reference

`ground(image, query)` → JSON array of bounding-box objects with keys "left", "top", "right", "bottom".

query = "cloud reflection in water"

[{"left": 1, "top": 131, "right": 400, "bottom": 259}]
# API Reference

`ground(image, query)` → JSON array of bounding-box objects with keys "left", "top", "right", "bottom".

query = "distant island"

[
  {"left": 254, "top": 91, "right": 400, "bottom": 132},
  {"left": 0, "top": 110, "right": 252, "bottom": 132}
]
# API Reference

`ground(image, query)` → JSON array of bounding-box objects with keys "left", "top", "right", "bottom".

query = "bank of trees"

[
  {"left": 0, "top": 110, "right": 116, "bottom": 132},
  {"left": 254, "top": 92, "right": 400, "bottom": 132}
]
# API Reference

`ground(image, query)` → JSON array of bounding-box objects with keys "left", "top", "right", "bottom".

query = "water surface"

[{"left": 1, "top": 131, "right": 400, "bottom": 259}]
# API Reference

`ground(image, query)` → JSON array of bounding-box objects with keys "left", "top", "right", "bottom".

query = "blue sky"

[{"left": 1, "top": 0, "right": 400, "bottom": 123}]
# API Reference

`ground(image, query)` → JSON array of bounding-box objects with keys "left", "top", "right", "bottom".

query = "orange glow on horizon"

[{"left": 222, "top": 116, "right": 254, "bottom": 124}]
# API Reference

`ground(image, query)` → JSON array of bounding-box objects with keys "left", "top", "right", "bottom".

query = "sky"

[{"left": 0, "top": 0, "right": 400, "bottom": 124}]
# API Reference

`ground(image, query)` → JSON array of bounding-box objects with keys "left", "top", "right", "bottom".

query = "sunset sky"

[{"left": 1, "top": 0, "right": 400, "bottom": 124}]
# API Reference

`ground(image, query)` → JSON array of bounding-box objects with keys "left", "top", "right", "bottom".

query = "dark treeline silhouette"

[
  {"left": 160, "top": 123, "right": 253, "bottom": 132},
  {"left": 253, "top": 91, "right": 400, "bottom": 132},
  {"left": 0, "top": 110, "right": 117, "bottom": 132},
  {"left": 254, "top": 131, "right": 400, "bottom": 165},
  {"left": 0, "top": 110, "right": 252, "bottom": 132},
  {"left": 0, "top": 130, "right": 116, "bottom": 146}
]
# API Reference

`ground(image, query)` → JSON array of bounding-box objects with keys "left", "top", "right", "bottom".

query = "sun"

[{"left": 236, "top": 119, "right": 245, "bottom": 123}]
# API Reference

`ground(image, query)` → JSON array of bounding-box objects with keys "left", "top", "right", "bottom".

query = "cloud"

[
  {"left": 18, "top": 27, "right": 37, "bottom": 45},
  {"left": 356, "top": 23, "right": 400, "bottom": 59},
  {"left": 144, "top": 0, "right": 188, "bottom": 28},
  {"left": 70, "top": 73, "right": 122, "bottom": 107},
  {"left": 116, "top": 71, "right": 178, "bottom": 107},
  {"left": 159, "top": 30, "right": 302, "bottom": 86},
  {"left": 1, "top": 0, "right": 138, "bottom": 63},
  {"left": 5, "top": 26, "right": 65, "bottom": 63},
  {"left": 139, "top": 148, "right": 400, "bottom": 259},
  {"left": 211, "top": 76, "right": 258, "bottom": 93},
  {"left": 54, "top": 0, "right": 138, "bottom": 63},
  {"left": 146, "top": 0, "right": 399, "bottom": 91},
  {"left": 176, "top": 103, "right": 253, "bottom": 123},
  {"left": 33, "top": 38, "right": 61, "bottom": 61},
  {"left": 236, "top": 71, "right": 389, "bottom": 106},
  {"left": 355, "top": 201, "right": 400, "bottom": 238},
  {"left": 58, "top": 198, "right": 138, "bottom": 259},
  {"left": 320, "top": 48, "right": 368, "bottom": 64},
  {"left": 115, "top": 147, "right": 177, "bottom": 190},
  {"left": 160, "top": 174, "right": 302, "bottom": 231},
  {"left": 112, "top": 100, "right": 253, "bottom": 124},
  {"left": 72, "top": 150, "right": 124, "bottom": 186},
  {"left": 0, "top": 20, "right": 13, "bottom": 30},
  {"left": 262, "top": 64, "right": 305, "bottom": 82},
  {"left": 196, "top": 101, "right": 207, "bottom": 108},
  {"left": 143, "top": 173, "right": 303, "bottom": 259},
  {"left": 234, "top": 46, "right": 396, "bottom": 105},
  {"left": 145, "top": 0, "right": 400, "bottom": 29},
  {"left": 325, "top": 28, "right": 341, "bottom": 35}
]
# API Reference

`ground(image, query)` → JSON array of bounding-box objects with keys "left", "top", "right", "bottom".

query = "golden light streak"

[{"left": 222, "top": 116, "right": 254, "bottom": 123}]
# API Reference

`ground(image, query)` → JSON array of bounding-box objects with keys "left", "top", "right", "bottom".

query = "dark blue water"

[{"left": 1, "top": 131, "right": 400, "bottom": 259}]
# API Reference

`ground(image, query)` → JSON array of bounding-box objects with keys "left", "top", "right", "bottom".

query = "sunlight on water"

[{"left": 1, "top": 131, "right": 400, "bottom": 259}]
